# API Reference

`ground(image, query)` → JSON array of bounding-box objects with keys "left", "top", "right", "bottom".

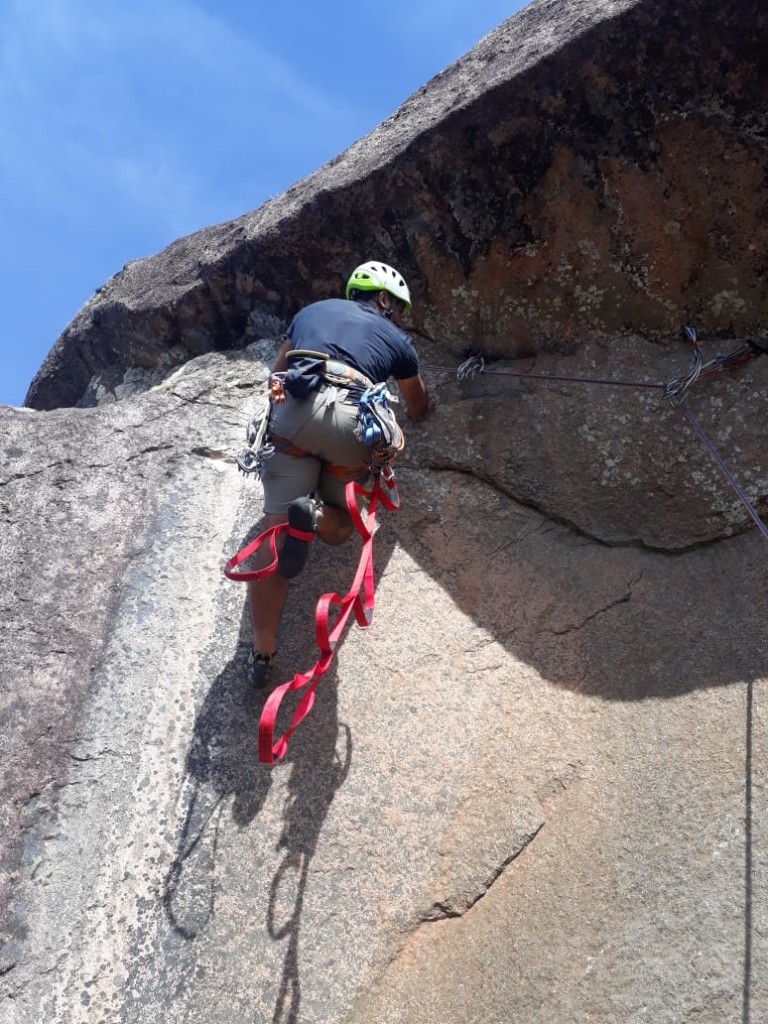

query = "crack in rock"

[
  {"left": 420, "top": 822, "right": 545, "bottom": 923},
  {"left": 416, "top": 461, "right": 639, "bottom": 547},
  {"left": 548, "top": 572, "right": 643, "bottom": 635},
  {"left": 416, "top": 462, "right": 736, "bottom": 553}
]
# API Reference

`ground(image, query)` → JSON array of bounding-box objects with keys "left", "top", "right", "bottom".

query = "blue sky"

[{"left": 0, "top": 0, "right": 527, "bottom": 407}]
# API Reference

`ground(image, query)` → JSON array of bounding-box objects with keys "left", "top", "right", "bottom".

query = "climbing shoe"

[
  {"left": 278, "top": 496, "right": 320, "bottom": 579},
  {"left": 246, "top": 649, "right": 277, "bottom": 689}
]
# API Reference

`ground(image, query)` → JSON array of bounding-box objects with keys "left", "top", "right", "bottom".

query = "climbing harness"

[
  {"left": 223, "top": 467, "right": 400, "bottom": 764},
  {"left": 227, "top": 354, "right": 409, "bottom": 763},
  {"left": 237, "top": 355, "right": 406, "bottom": 478},
  {"left": 424, "top": 324, "right": 768, "bottom": 541}
]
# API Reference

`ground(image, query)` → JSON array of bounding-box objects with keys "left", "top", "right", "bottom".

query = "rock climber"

[{"left": 245, "top": 260, "right": 434, "bottom": 687}]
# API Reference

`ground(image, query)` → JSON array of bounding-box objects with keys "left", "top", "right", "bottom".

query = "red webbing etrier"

[{"left": 222, "top": 468, "right": 400, "bottom": 764}]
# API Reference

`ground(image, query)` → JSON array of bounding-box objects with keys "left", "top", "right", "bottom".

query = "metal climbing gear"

[
  {"left": 664, "top": 325, "right": 703, "bottom": 405},
  {"left": 355, "top": 383, "right": 405, "bottom": 461},
  {"left": 666, "top": 326, "right": 767, "bottom": 404},
  {"left": 457, "top": 350, "right": 485, "bottom": 380},
  {"left": 235, "top": 379, "right": 281, "bottom": 476}
]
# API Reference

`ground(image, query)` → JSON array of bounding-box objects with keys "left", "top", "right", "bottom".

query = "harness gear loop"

[{"left": 286, "top": 349, "right": 330, "bottom": 361}]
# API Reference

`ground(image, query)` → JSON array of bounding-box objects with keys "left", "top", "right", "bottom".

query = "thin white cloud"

[{"left": 0, "top": 0, "right": 346, "bottom": 236}]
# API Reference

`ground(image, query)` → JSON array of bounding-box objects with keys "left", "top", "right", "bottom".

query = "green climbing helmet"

[{"left": 345, "top": 261, "right": 412, "bottom": 315}]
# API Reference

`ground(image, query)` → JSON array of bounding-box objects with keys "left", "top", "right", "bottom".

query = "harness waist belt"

[
  {"left": 284, "top": 349, "right": 374, "bottom": 396},
  {"left": 321, "top": 360, "right": 374, "bottom": 391}
]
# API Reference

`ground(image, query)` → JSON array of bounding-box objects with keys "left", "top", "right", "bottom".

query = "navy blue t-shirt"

[{"left": 284, "top": 298, "right": 419, "bottom": 383}]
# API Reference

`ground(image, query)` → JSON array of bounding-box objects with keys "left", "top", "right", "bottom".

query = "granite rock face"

[
  {"left": 3, "top": 346, "right": 767, "bottom": 1024},
  {"left": 3, "top": 1, "right": 768, "bottom": 1022}
]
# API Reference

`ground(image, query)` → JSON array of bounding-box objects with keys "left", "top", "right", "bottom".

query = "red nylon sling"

[{"left": 223, "top": 467, "right": 400, "bottom": 764}]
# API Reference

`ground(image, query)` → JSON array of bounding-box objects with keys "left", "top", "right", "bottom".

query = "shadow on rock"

[
  {"left": 162, "top": 611, "right": 273, "bottom": 940},
  {"left": 391, "top": 467, "right": 768, "bottom": 701},
  {"left": 258, "top": 519, "right": 395, "bottom": 1023}
]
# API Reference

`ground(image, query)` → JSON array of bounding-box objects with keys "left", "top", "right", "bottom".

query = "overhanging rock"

[{"left": 26, "top": 0, "right": 768, "bottom": 412}]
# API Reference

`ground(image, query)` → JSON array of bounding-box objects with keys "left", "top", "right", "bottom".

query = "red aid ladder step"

[{"left": 223, "top": 468, "right": 400, "bottom": 764}]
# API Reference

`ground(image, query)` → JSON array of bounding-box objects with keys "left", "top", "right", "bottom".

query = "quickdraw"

[
  {"left": 665, "top": 325, "right": 767, "bottom": 404},
  {"left": 223, "top": 467, "right": 400, "bottom": 764}
]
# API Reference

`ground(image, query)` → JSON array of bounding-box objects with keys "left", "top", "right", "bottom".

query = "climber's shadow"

[
  {"left": 163, "top": 508, "right": 395, "bottom": 974},
  {"left": 161, "top": 611, "right": 272, "bottom": 940},
  {"left": 263, "top": 657, "right": 352, "bottom": 1024}
]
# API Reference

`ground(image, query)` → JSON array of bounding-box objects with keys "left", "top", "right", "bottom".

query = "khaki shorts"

[{"left": 260, "top": 386, "right": 372, "bottom": 514}]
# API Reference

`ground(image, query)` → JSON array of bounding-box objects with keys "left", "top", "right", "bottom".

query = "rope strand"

[
  {"left": 425, "top": 362, "right": 667, "bottom": 390},
  {"left": 679, "top": 402, "right": 768, "bottom": 541}
]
